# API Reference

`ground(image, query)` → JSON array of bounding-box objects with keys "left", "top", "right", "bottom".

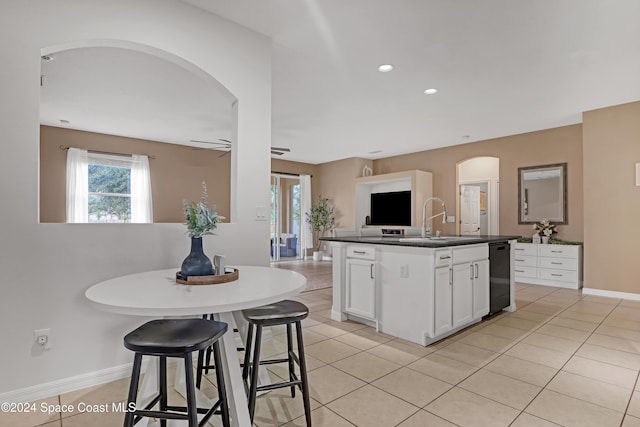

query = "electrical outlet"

[
  {"left": 447, "top": 216, "right": 456, "bottom": 223},
  {"left": 34, "top": 328, "right": 51, "bottom": 350}
]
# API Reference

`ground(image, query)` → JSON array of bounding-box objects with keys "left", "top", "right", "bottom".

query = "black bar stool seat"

[
  {"left": 242, "top": 300, "right": 309, "bottom": 326},
  {"left": 242, "top": 300, "right": 312, "bottom": 426},
  {"left": 123, "top": 318, "right": 230, "bottom": 427}
]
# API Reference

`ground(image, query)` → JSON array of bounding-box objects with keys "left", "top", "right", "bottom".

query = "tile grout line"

[{"left": 516, "top": 292, "right": 632, "bottom": 425}]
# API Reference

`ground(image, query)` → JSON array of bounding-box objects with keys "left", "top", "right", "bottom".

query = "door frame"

[{"left": 457, "top": 179, "right": 499, "bottom": 235}]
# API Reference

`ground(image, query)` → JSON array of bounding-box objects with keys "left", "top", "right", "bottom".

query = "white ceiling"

[{"left": 41, "top": 1, "right": 640, "bottom": 164}]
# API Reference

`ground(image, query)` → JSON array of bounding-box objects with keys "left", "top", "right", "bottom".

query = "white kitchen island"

[{"left": 322, "top": 235, "right": 519, "bottom": 346}]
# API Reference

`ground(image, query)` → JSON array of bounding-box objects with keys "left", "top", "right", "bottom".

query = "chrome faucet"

[{"left": 421, "top": 197, "right": 447, "bottom": 237}]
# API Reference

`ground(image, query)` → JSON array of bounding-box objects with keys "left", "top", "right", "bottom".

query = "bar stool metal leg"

[
  {"left": 247, "top": 324, "right": 263, "bottom": 422},
  {"left": 295, "top": 321, "right": 312, "bottom": 427},
  {"left": 241, "top": 323, "right": 254, "bottom": 394},
  {"left": 159, "top": 356, "right": 167, "bottom": 427},
  {"left": 213, "top": 341, "right": 231, "bottom": 427},
  {"left": 123, "top": 353, "right": 143, "bottom": 427},
  {"left": 183, "top": 353, "right": 198, "bottom": 427},
  {"left": 286, "top": 323, "right": 296, "bottom": 398}
]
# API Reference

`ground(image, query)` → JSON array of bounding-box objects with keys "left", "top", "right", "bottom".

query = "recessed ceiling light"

[
  {"left": 368, "top": 150, "right": 383, "bottom": 154},
  {"left": 41, "top": 55, "right": 54, "bottom": 62},
  {"left": 424, "top": 88, "right": 438, "bottom": 95},
  {"left": 462, "top": 135, "right": 470, "bottom": 139},
  {"left": 378, "top": 64, "right": 394, "bottom": 73}
]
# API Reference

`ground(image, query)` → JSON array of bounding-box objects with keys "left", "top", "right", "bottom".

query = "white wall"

[{"left": 0, "top": 0, "right": 271, "bottom": 394}]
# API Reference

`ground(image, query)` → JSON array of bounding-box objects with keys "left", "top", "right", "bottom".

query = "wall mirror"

[
  {"left": 39, "top": 45, "right": 235, "bottom": 224},
  {"left": 518, "top": 163, "right": 567, "bottom": 224}
]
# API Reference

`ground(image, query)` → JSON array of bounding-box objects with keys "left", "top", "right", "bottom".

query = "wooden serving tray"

[{"left": 176, "top": 268, "right": 239, "bottom": 285}]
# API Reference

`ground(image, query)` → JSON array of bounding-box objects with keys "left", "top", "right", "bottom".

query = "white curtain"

[
  {"left": 66, "top": 148, "right": 89, "bottom": 223},
  {"left": 130, "top": 154, "right": 153, "bottom": 223},
  {"left": 299, "top": 174, "right": 313, "bottom": 258}
]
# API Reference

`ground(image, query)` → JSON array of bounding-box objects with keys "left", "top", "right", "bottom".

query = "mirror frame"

[{"left": 518, "top": 162, "right": 567, "bottom": 225}]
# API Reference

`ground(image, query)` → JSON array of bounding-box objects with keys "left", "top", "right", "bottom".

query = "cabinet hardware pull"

[
  {"left": 551, "top": 273, "right": 563, "bottom": 277},
  {"left": 475, "top": 263, "right": 478, "bottom": 279},
  {"left": 551, "top": 250, "right": 562, "bottom": 253},
  {"left": 551, "top": 262, "right": 562, "bottom": 265},
  {"left": 440, "top": 255, "right": 451, "bottom": 260},
  {"left": 470, "top": 264, "right": 474, "bottom": 280},
  {"left": 515, "top": 248, "right": 525, "bottom": 251},
  {"left": 353, "top": 250, "right": 366, "bottom": 254},
  {"left": 449, "top": 268, "right": 453, "bottom": 285},
  {"left": 370, "top": 264, "right": 374, "bottom": 279},
  {"left": 515, "top": 269, "right": 525, "bottom": 273},
  {"left": 515, "top": 259, "right": 524, "bottom": 262}
]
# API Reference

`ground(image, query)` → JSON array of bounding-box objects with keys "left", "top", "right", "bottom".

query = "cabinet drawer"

[
  {"left": 435, "top": 250, "right": 452, "bottom": 267},
  {"left": 538, "top": 268, "right": 578, "bottom": 283},
  {"left": 514, "top": 255, "right": 536, "bottom": 267},
  {"left": 514, "top": 244, "right": 536, "bottom": 256},
  {"left": 346, "top": 245, "right": 375, "bottom": 260},
  {"left": 452, "top": 245, "right": 488, "bottom": 264},
  {"left": 538, "top": 245, "right": 578, "bottom": 259},
  {"left": 514, "top": 266, "right": 537, "bottom": 278},
  {"left": 538, "top": 257, "right": 578, "bottom": 271}
]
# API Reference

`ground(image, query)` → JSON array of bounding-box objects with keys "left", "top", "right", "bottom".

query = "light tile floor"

[{"left": 5, "top": 283, "right": 640, "bottom": 426}]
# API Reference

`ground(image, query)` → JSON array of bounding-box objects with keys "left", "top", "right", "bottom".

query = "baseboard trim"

[
  {"left": 0, "top": 360, "right": 151, "bottom": 404},
  {"left": 582, "top": 287, "right": 640, "bottom": 301}
]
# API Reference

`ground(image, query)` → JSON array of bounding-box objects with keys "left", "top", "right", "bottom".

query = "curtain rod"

[
  {"left": 58, "top": 145, "right": 156, "bottom": 160},
  {"left": 271, "top": 170, "right": 312, "bottom": 178}
]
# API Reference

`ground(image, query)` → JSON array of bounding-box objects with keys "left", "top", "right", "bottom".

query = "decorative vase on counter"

[
  {"left": 181, "top": 237, "right": 213, "bottom": 278},
  {"left": 541, "top": 236, "right": 550, "bottom": 244}
]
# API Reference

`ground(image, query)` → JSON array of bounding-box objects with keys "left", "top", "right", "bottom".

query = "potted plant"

[
  {"left": 305, "top": 195, "right": 335, "bottom": 261},
  {"left": 533, "top": 219, "right": 557, "bottom": 244},
  {"left": 181, "top": 182, "right": 221, "bottom": 278}
]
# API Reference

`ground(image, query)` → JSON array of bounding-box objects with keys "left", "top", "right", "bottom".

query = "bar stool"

[
  {"left": 122, "top": 318, "right": 230, "bottom": 427},
  {"left": 242, "top": 300, "right": 311, "bottom": 426}
]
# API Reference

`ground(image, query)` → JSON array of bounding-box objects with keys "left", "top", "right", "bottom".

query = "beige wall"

[
  {"left": 317, "top": 157, "right": 372, "bottom": 227},
  {"left": 373, "top": 125, "right": 584, "bottom": 241},
  {"left": 583, "top": 101, "right": 640, "bottom": 293},
  {"left": 40, "top": 126, "right": 231, "bottom": 223}
]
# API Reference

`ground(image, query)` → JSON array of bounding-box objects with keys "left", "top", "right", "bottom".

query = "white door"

[
  {"left": 460, "top": 185, "right": 481, "bottom": 235},
  {"left": 345, "top": 259, "right": 376, "bottom": 320},
  {"left": 433, "top": 266, "right": 452, "bottom": 337},
  {"left": 472, "top": 259, "right": 490, "bottom": 319},
  {"left": 452, "top": 263, "right": 474, "bottom": 328}
]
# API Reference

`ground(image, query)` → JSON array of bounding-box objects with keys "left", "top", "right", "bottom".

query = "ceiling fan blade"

[
  {"left": 271, "top": 150, "right": 285, "bottom": 155},
  {"left": 190, "top": 139, "right": 231, "bottom": 146},
  {"left": 271, "top": 147, "right": 291, "bottom": 152}
]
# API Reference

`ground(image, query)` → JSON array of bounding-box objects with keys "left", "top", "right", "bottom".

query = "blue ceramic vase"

[{"left": 181, "top": 237, "right": 213, "bottom": 278}]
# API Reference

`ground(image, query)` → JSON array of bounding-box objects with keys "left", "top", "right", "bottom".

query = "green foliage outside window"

[{"left": 88, "top": 164, "right": 131, "bottom": 222}]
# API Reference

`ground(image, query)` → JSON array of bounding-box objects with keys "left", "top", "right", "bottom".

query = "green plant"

[
  {"left": 183, "top": 182, "right": 221, "bottom": 238},
  {"left": 306, "top": 195, "right": 335, "bottom": 251},
  {"left": 533, "top": 218, "right": 558, "bottom": 237}
]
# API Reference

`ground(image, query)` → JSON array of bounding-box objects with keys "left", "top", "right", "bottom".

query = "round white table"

[{"left": 85, "top": 266, "right": 306, "bottom": 427}]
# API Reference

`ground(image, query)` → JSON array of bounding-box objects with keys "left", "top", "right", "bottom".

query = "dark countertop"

[{"left": 320, "top": 235, "right": 522, "bottom": 248}]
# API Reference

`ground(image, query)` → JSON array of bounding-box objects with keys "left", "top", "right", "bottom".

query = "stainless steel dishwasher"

[{"left": 488, "top": 241, "right": 511, "bottom": 316}]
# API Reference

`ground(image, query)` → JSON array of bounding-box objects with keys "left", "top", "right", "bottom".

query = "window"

[{"left": 66, "top": 148, "right": 153, "bottom": 223}]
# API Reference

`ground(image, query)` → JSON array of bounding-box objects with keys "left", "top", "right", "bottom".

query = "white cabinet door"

[
  {"left": 345, "top": 258, "right": 376, "bottom": 320},
  {"left": 452, "top": 263, "right": 474, "bottom": 329},
  {"left": 433, "top": 266, "right": 452, "bottom": 337},
  {"left": 472, "top": 259, "right": 490, "bottom": 319}
]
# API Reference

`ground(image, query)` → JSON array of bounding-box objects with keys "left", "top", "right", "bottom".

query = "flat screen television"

[{"left": 370, "top": 191, "right": 411, "bottom": 226}]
